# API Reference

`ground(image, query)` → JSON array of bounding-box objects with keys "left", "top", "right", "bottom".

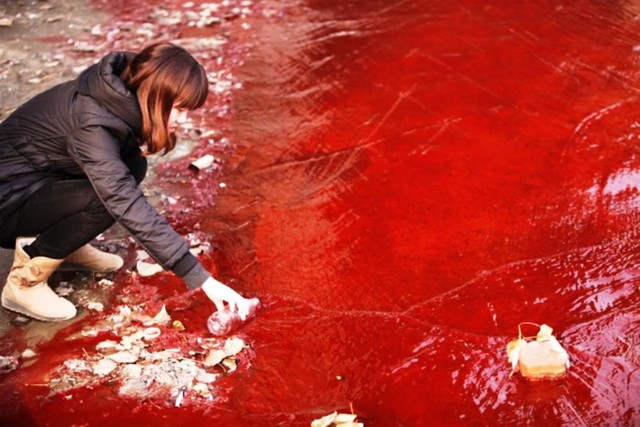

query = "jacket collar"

[{"left": 77, "top": 51, "right": 143, "bottom": 136}]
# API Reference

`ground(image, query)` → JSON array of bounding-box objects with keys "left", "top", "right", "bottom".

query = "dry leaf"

[
  {"left": 223, "top": 337, "right": 245, "bottom": 356},
  {"left": 204, "top": 349, "right": 227, "bottom": 367},
  {"left": 221, "top": 357, "right": 237, "bottom": 372}
]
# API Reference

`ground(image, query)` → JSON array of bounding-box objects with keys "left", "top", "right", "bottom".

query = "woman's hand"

[{"left": 201, "top": 276, "right": 257, "bottom": 320}]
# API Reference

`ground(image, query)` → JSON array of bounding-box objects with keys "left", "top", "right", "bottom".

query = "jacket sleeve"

[{"left": 67, "top": 124, "right": 210, "bottom": 289}]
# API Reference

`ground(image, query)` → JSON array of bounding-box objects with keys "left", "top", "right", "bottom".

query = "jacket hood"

[{"left": 77, "top": 51, "right": 142, "bottom": 135}]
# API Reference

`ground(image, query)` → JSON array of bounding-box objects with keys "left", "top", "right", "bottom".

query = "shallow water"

[
  {"left": 210, "top": 0, "right": 640, "bottom": 424},
  {"left": 2, "top": 0, "right": 640, "bottom": 425}
]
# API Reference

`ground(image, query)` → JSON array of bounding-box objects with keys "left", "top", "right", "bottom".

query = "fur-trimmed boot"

[
  {"left": 1, "top": 238, "right": 77, "bottom": 321},
  {"left": 61, "top": 244, "right": 124, "bottom": 273}
]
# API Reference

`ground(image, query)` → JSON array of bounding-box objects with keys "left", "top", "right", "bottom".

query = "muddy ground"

[{"left": 0, "top": 0, "right": 107, "bottom": 119}]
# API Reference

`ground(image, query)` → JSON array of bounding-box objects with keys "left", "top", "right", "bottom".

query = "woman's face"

[{"left": 168, "top": 106, "right": 188, "bottom": 132}]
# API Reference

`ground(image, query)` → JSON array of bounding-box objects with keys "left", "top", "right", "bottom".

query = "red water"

[{"left": 2, "top": 0, "right": 640, "bottom": 425}]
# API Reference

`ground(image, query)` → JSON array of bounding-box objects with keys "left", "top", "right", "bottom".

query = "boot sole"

[{"left": 1, "top": 296, "right": 75, "bottom": 322}]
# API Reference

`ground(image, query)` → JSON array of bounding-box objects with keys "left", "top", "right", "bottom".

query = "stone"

[
  {"left": 107, "top": 351, "right": 139, "bottom": 364},
  {"left": 93, "top": 358, "right": 118, "bottom": 376}
]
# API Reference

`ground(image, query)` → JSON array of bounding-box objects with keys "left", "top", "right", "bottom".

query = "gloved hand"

[{"left": 201, "top": 276, "right": 257, "bottom": 320}]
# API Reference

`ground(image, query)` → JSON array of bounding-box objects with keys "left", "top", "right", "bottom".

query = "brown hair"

[{"left": 120, "top": 43, "right": 208, "bottom": 154}]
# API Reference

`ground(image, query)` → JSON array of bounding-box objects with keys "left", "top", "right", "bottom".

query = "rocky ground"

[{"left": 0, "top": 0, "right": 107, "bottom": 120}]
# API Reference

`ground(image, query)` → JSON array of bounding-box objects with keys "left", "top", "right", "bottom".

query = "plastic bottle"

[{"left": 207, "top": 298, "right": 260, "bottom": 336}]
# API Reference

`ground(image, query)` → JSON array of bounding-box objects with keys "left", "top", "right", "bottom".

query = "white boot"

[
  {"left": 1, "top": 238, "right": 77, "bottom": 321},
  {"left": 61, "top": 244, "right": 124, "bottom": 272}
]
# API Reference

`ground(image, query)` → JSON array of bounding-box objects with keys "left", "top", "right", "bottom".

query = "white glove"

[{"left": 201, "top": 276, "right": 253, "bottom": 320}]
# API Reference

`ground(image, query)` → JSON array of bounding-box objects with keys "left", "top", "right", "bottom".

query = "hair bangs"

[{"left": 176, "top": 65, "right": 208, "bottom": 110}]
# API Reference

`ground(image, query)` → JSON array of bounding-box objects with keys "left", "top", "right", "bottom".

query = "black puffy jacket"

[{"left": 0, "top": 51, "right": 208, "bottom": 289}]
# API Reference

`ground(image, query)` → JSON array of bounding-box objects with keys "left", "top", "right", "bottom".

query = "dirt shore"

[
  {"left": 0, "top": 0, "right": 110, "bottom": 330},
  {"left": 0, "top": 0, "right": 107, "bottom": 120}
]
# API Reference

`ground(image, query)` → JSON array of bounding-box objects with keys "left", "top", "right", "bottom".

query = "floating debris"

[
  {"left": 207, "top": 298, "right": 260, "bottom": 336},
  {"left": 195, "top": 370, "right": 219, "bottom": 384},
  {"left": 507, "top": 323, "right": 570, "bottom": 380},
  {"left": 107, "top": 350, "right": 139, "bottom": 364},
  {"left": 21, "top": 349, "right": 37, "bottom": 359},
  {"left": 172, "top": 320, "right": 186, "bottom": 331},
  {"left": 109, "top": 305, "right": 133, "bottom": 325},
  {"left": 46, "top": 301, "right": 252, "bottom": 408},
  {"left": 96, "top": 340, "right": 119, "bottom": 355},
  {"left": 93, "top": 358, "right": 118, "bottom": 376},
  {"left": 152, "top": 305, "right": 172, "bottom": 325},
  {"left": 11, "top": 315, "right": 31, "bottom": 326},
  {"left": 190, "top": 154, "right": 215, "bottom": 170},
  {"left": 189, "top": 245, "right": 204, "bottom": 256},
  {"left": 311, "top": 412, "right": 363, "bottom": 427},
  {"left": 98, "top": 278, "right": 114, "bottom": 287},
  {"left": 143, "top": 327, "right": 162, "bottom": 340},
  {"left": 55, "top": 283, "right": 74, "bottom": 297},
  {"left": 174, "top": 385, "right": 187, "bottom": 407},
  {"left": 204, "top": 337, "right": 245, "bottom": 367},
  {"left": 63, "top": 359, "right": 91, "bottom": 374},
  {"left": 86, "top": 302, "right": 105, "bottom": 312},
  {"left": 0, "top": 356, "right": 18, "bottom": 373}
]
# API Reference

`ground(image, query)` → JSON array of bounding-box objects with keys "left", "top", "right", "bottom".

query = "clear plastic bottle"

[{"left": 207, "top": 298, "right": 260, "bottom": 336}]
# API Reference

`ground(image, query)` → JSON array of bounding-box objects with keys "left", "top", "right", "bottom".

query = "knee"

[
  {"left": 84, "top": 194, "right": 116, "bottom": 230},
  {"left": 85, "top": 192, "right": 111, "bottom": 219},
  {"left": 77, "top": 182, "right": 111, "bottom": 219}
]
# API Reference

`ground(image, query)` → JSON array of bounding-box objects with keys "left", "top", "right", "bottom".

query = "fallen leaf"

[
  {"left": 204, "top": 349, "right": 227, "bottom": 367},
  {"left": 223, "top": 337, "right": 245, "bottom": 356}
]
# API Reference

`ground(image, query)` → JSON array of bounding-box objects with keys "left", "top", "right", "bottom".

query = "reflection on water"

[{"left": 209, "top": 0, "right": 640, "bottom": 424}]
